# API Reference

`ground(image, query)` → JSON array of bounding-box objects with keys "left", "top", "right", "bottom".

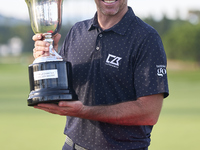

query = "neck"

[{"left": 97, "top": 7, "right": 128, "bottom": 30}]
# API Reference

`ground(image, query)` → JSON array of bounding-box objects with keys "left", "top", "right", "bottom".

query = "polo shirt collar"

[{"left": 88, "top": 7, "right": 136, "bottom": 35}]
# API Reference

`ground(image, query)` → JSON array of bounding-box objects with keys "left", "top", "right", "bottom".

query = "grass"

[
  {"left": 0, "top": 62, "right": 200, "bottom": 150},
  {"left": 0, "top": 63, "right": 65, "bottom": 150},
  {"left": 149, "top": 70, "right": 200, "bottom": 150}
]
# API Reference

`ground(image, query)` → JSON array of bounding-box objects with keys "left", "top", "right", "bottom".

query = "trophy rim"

[{"left": 26, "top": 0, "right": 63, "bottom": 36}]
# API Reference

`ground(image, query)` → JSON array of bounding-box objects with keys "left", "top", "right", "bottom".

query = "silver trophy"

[{"left": 25, "top": 0, "right": 78, "bottom": 106}]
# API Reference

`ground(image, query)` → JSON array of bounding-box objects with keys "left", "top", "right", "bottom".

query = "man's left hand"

[{"left": 34, "top": 101, "right": 84, "bottom": 117}]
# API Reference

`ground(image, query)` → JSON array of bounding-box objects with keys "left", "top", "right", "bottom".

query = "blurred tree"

[
  {"left": 163, "top": 23, "right": 200, "bottom": 63},
  {"left": 144, "top": 15, "right": 172, "bottom": 36},
  {"left": 1, "top": 12, "right": 200, "bottom": 64},
  {"left": 11, "top": 25, "right": 34, "bottom": 53},
  {"left": 0, "top": 26, "right": 12, "bottom": 44},
  {"left": 144, "top": 15, "right": 187, "bottom": 36},
  {"left": 0, "top": 23, "right": 72, "bottom": 54}
]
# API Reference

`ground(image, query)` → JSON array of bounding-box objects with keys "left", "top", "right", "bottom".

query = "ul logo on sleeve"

[{"left": 156, "top": 65, "right": 167, "bottom": 77}]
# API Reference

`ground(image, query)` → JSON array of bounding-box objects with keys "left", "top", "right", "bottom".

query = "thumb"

[
  {"left": 53, "top": 33, "right": 61, "bottom": 51},
  {"left": 58, "top": 101, "right": 82, "bottom": 108},
  {"left": 58, "top": 101, "right": 69, "bottom": 107},
  {"left": 53, "top": 33, "right": 61, "bottom": 45}
]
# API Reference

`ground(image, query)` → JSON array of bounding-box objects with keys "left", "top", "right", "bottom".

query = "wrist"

[{"left": 78, "top": 105, "right": 90, "bottom": 119}]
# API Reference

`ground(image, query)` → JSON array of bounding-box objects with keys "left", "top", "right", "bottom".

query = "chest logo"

[{"left": 106, "top": 54, "right": 122, "bottom": 68}]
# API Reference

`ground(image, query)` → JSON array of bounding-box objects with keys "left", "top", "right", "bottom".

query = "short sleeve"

[
  {"left": 59, "top": 26, "right": 75, "bottom": 61},
  {"left": 134, "top": 33, "right": 169, "bottom": 99}
]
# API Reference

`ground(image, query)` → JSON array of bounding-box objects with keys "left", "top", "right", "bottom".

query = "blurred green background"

[
  {"left": 0, "top": 60, "right": 66, "bottom": 150},
  {"left": 0, "top": 57, "right": 200, "bottom": 150},
  {"left": 1, "top": 0, "right": 200, "bottom": 149}
]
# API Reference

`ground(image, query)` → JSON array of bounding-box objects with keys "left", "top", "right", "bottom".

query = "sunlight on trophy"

[{"left": 25, "top": 0, "right": 78, "bottom": 106}]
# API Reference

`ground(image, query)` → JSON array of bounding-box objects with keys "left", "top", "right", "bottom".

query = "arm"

[{"left": 34, "top": 93, "right": 163, "bottom": 126}]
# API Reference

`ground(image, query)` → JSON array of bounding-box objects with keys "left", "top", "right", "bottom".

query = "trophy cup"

[{"left": 25, "top": 0, "right": 78, "bottom": 106}]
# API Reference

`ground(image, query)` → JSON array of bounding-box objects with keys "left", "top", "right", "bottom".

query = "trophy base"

[
  {"left": 27, "top": 61, "right": 78, "bottom": 106},
  {"left": 27, "top": 88, "right": 77, "bottom": 106}
]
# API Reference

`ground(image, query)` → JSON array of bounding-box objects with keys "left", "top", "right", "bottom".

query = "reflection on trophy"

[{"left": 25, "top": 0, "right": 78, "bottom": 106}]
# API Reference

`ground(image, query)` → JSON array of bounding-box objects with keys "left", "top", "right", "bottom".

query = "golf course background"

[{"left": 0, "top": 57, "right": 200, "bottom": 150}]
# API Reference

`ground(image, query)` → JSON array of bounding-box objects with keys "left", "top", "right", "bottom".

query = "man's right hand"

[{"left": 32, "top": 33, "right": 61, "bottom": 59}]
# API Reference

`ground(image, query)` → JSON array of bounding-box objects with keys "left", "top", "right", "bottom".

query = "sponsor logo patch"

[
  {"left": 156, "top": 65, "right": 167, "bottom": 77},
  {"left": 106, "top": 54, "right": 122, "bottom": 68}
]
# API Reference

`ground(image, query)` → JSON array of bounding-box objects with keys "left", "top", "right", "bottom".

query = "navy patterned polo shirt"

[{"left": 60, "top": 7, "right": 169, "bottom": 150}]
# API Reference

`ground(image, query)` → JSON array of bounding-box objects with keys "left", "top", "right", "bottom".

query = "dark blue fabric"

[
  {"left": 62, "top": 139, "right": 148, "bottom": 150},
  {"left": 60, "top": 7, "right": 169, "bottom": 150}
]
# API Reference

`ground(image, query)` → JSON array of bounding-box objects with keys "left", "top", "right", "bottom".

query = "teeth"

[{"left": 104, "top": 0, "right": 116, "bottom": 3}]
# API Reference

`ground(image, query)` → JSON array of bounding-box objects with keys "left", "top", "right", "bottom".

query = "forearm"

[
  {"left": 79, "top": 94, "right": 163, "bottom": 126},
  {"left": 80, "top": 102, "right": 146, "bottom": 126},
  {"left": 35, "top": 94, "right": 163, "bottom": 126}
]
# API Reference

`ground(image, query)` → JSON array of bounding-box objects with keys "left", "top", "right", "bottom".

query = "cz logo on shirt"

[
  {"left": 106, "top": 54, "right": 122, "bottom": 68},
  {"left": 156, "top": 65, "right": 167, "bottom": 77}
]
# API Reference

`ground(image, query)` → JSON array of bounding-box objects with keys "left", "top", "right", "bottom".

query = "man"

[{"left": 33, "top": 0, "right": 169, "bottom": 149}]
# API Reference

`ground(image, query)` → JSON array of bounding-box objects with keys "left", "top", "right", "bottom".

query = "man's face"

[{"left": 94, "top": 0, "right": 128, "bottom": 16}]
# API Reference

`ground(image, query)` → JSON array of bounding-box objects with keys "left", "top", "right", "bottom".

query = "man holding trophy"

[{"left": 30, "top": 0, "right": 169, "bottom": 150}]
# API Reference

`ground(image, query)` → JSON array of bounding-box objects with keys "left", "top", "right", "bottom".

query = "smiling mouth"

[{"left": 102, "top": 0, "right": 118, "bottom": 3}]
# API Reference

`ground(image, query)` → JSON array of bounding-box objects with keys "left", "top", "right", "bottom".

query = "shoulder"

[
  {"left": 64, "top": 18, "right": 93, "bottom": 41},
  {"left": 71, "top": 18, "right": 93, "bottom": 32},
  {"left": 125, "top": 7, "right": 159, "bottom": 37},
  {"left": 129, "top": 15, "right": 160, "bottom": 40}
]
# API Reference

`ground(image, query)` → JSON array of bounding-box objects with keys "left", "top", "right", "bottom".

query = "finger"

[
  {"left": 37, "top": 103, "right": 59, "bottom": 108},
  {"left": 34, "top": 103, "right": 58, "bottom": 111},
  {"left": 34, "top": 46, "right": 49, "bottom": 53},
  {"left": 33, "top": 46, "right": 50, "bottom": 58},
  {"left": 34, "top": 106, "right": 58, "bottom": 114},
  {"left": 34, "top": 51, "right": 46, "bottom": 58},
  {"left": 34, "top": 103, "right": 63, "bottom": 114},
  {"left": 33, "top": 48, "right": 36, "bottom": 58},
  {"left": 35, "top": 41, "right": 50, "bottom": 49},
  {"left": 32, "top": 34, "right": 43, "bottom": 41},
  {"left": 34, "top": 43, "right": 50, "bottom": 56},
  {"left": 42, "top": 51, "right": 50, "bottom": 57},
  {"left": 58, "top": 101, "right": 83, "bottom": 113},
  {"left": 58, "top": 101, "right": 72, "bottom": 107}
]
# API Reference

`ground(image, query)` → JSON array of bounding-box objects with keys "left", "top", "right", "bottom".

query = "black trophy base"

[
  {"left": 27, "top": 88, "right": 77, "bottom": 106},
  {"left": 27, "top": 61, "right": 78, "bottom": 106}
]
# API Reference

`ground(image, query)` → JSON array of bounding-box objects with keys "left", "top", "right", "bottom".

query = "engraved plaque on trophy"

[{"left": 25, "top": 0, "right": 78, "bottom": 106}]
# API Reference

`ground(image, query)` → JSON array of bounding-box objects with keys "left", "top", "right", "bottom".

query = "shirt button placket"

[
  {"left": 96, "top": 34, "right": 103, "bottom": 51},
  {"left": 96, "top": 46, "right": 100, "bottom": 51}
]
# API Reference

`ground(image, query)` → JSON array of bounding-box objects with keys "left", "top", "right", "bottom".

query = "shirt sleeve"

[
  {"left": 59, "top": 26, "right": 75, "bottom": 61},
  {"left": 134, "top": 33, "right": 169, "bottom": 99}
]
